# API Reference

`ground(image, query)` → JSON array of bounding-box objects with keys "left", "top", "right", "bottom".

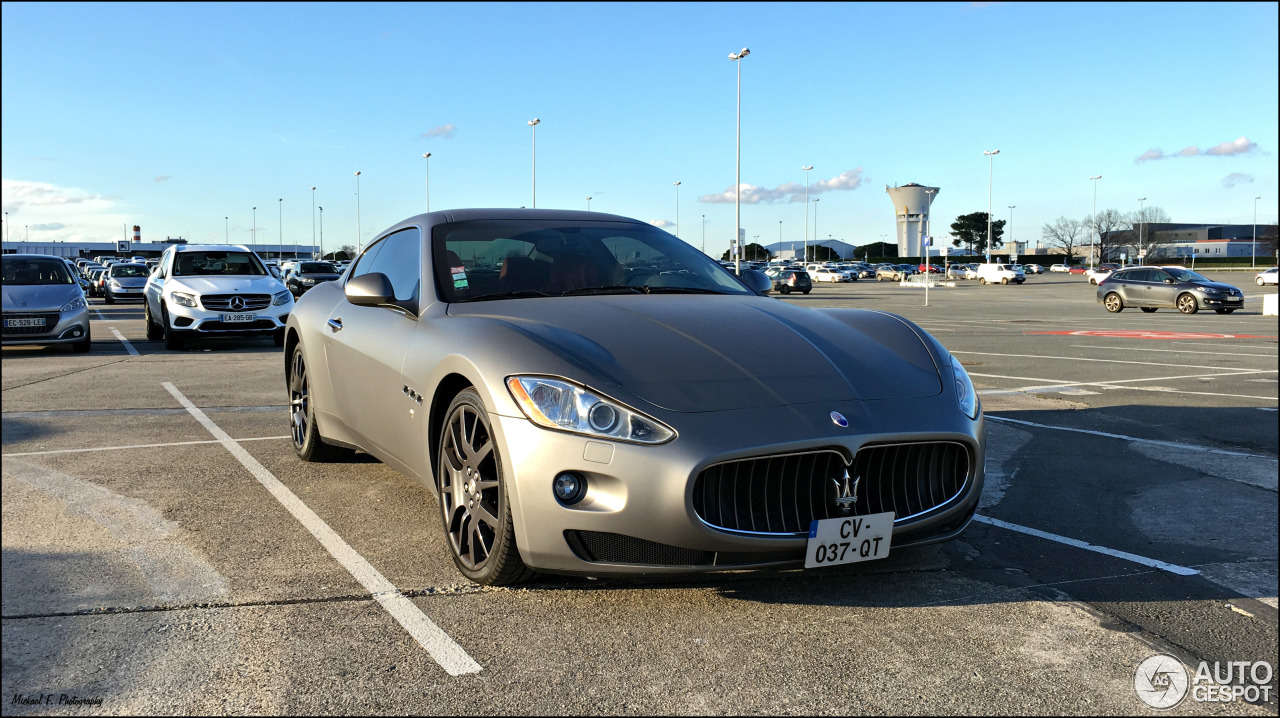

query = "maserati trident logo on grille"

[
  {"left": 831, "top": 469, "right": 860, "bottom": 515},
  {"left": 830, "top": 411, "right": 848, "bottom": 428},
  {"left": 229, "top": 296, "right": 245, "bottom": 311}
]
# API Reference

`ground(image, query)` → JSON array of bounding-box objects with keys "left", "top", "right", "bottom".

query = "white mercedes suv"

[{"left": 143, "top": 244, "right": 293, "bottom": 350}]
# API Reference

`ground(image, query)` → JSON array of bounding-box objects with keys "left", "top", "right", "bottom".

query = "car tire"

[
  {"left": 272, "top": 328, "right": 285, "bottom": 347},
  {"left": 1258, "top": 277, "right": 1265, "bottom": 286},
  {"left": 1140, "top": 307, "right": 1158, "bottom": 313},
  {"left": 1176, "top": 293, "right": 1199, "bottom": 314},
  {"left": 71, "top": 327, "right": 91, "bottom": 353},
  {"left": 1001, "top": 278, "right": 1009, "bottom": 285},
  {"left": 437, "top": 388, "right": 534, "bottom": 586},
  {"left": 104, "top": 292, "right": 115, "bottom": 305},
  {"left": 979, "top": 278, "right": 987, "bottom": 285},
  {"left": 161, "top": 304, "right": 185, "bottom": 350},
  {"left": 144, "top": 302, "right": 163, "bottom": 340},
  {"left": 1104, "top": 292, "right": 1124, "bottom": 313},
  {"left": 803, "top": 290, "right": 810, "bottom": 295},
  {"left": 781, "top": 285, "right": 791, "bottom": 295},
  {"left": 288, "top": 343, "right": 353, "bottom": 463}
]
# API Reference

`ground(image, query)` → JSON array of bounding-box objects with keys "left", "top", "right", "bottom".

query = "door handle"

[{"left": 327, "top": 318, "right": 343, "bottom": 332}]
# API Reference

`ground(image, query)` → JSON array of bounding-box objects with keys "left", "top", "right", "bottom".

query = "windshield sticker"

[{"left": 454, "top": 277, "right": 469, "bottom": 289}]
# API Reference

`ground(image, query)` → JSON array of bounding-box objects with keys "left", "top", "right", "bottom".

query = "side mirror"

[
  {"left": 269, "top": 266, "right": 282, "bottom": 279},
  {"left": 345, "top": 272, "right": 395, "bottom": 306},
  {"left": 741, "top": 269, "right": 773, "bottom": 296}
]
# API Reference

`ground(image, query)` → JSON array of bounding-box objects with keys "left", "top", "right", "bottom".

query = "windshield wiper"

[
  {"left": 641, "top": 286, "right": 726, "bottom": 294},
  {"left": 560, "top": 285, "right": 645, "bottom": 296},
  {"left": 456, "top": 289, "right": 554, "bottom": 303}
]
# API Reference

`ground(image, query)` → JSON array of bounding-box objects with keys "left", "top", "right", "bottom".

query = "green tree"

[
  {"left": 855, "top": 241, "right": 898, "bottom": 259},
  {"left": 950, "top": 212, "right": 1005, "bottom": 255},
  {"left": 720, "top": 243, "right": 773, "bottom": 261},
  {"left": 806, "top": 244, "right": 841, "bottom": 261}
]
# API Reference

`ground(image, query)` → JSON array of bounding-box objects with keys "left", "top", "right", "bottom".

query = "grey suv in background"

[
  {"left": 1097, "top": 266, "right": 1244, "bottom": 314},
  {"left": 771, "top": 269, "right": 812, "bottom": 294}
]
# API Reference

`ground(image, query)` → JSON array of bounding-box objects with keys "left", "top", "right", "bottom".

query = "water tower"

[{"left": 885, "top": 183, "right": 940, "bottom": 257}]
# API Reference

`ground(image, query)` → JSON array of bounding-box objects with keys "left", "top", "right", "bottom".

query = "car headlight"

[
  {"left": 170, "top": 291, "right": 198, "bottom": 308},
  {"left": 273, "top": 290, "right": 293, "bottom": 306},
  {"left": 506, "top": 376, "right": 675, "bottom": 445},
  {"left": 60, "top": 296, "right": 85, "bottom": 312},
  {"left": 1200, "top": 287, "right": 1220, "bottom": 295},
  {"left": 951, "top": 356, "right": 979, "bottom": 420},
  {"left": 110, "top": 280, "right": 122, "bottom": 288}
]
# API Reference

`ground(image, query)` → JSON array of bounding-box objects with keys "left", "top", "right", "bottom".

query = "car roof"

[{"left": 172, "top": 244, "right": 256, "bottom": 253}]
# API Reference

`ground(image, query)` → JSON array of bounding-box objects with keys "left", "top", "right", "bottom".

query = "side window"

[{"left": 352, "top": 228, "right": 422, "bottom": 311}]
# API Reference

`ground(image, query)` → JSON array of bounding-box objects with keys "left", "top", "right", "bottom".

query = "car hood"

[
  {"left": 170, "top": 276, "right": 284, "bottom": 295},
  {"left": 448, "top": 295, "right": 942, "bottom": 412},
  {"left": 109, "top": 276, "right": 149, "bottom": 287},
  {"left": 2, "top": 283, "right": 80, "bottom": 312},
  {"left": 298, "top": 273, "right": 341, "bottom": 281}
]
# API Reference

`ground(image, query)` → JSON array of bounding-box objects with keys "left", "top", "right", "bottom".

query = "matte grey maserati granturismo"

[{"left": 284, "top": 209, "right": 985, "bottom": 585}]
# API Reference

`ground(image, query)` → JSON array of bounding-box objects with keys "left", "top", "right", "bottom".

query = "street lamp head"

[
  {"left": 984, "top": 149, "right": 1000, "bottom": 156},
  {"left": 528, "top": 118, "right": 540, "bottom": 126},
  {"left": 355, "top": 171, "right": 361, "bottom": 176},
  {"left": 423, "top": 153, "right": 431, "bottom": 159},
  {"left": 1138, "top": 197, "right": 1146, "bottom": 201},
  {"left": 802, "top": 165, "right": 813, "bottom": 171},
  {"left": 1090, "top": 175, "right": 1102, "bottom": 180},
  {"left": 311, "top": 186, "right": 316, "bottom": 191},
  {"left": 729, "top": 48, "right": 750, "bottom": 60}
]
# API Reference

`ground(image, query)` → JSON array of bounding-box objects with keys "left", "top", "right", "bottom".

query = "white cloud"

[
  {"left": 698, "top": 168, "right": 865, "bottom": 205},
  {"left": 1222, "top": 172, "right": 1254, "bottom": 189},
  {"left": 649, "top": 219, "right": 675, "bottom": 228},
  {"left": 1135, "top": 136, "right": 1259, "bottom": 163},
  {"left": 155, "top": 175, "right": 172, "bottom": 183},
  {"left": 422, "top": 124, "right": 457, "bottom": 140},
  {"left": 1, "top": 179, "right": 128, "bottom": 244}
]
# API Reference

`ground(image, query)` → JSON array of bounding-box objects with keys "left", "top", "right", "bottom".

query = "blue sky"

[{"left": 2, "top": 2, "right": 1276, "bottom": 258}]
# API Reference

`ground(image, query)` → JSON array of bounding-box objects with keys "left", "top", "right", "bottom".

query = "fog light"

[{"left": 553, "top": 472, "right": 585, "bottom": 505}]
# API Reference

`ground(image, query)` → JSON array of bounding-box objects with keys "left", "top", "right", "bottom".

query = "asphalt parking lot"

[{"left": 3, "top": 271, "right": 1277, "bottom": 715}]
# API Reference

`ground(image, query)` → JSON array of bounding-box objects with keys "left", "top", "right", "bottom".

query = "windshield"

[
  {"left": 300, "top": 262, "right": 336, "bottom": 273},
  {"left": 1164, "top": 267, "right": 1208, "bottom": 283},
  {"left": 110, "top": 264, "right": 150, "bottom": 278},
  {"left": 1, "top": 257, "right": 74, "bottom": 285},
  {"left": 173, "top": 251, "right": 266, "bottom": 276},
  {"left": 433, "top": 219, "right": 754, "bottom": 303}
]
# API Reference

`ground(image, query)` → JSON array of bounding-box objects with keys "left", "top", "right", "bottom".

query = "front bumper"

[
  {"left": 493, "top": 392, "right": 985, "bottom": 575},
  {"left": 164, "top": 295, "right": 292, "bottom": 336},
  {"left": 105, "top": 285, "right": 147, "bottom": 300},
  {"left": 2, "top": 306, "right": 91, "bottom": 346},
  {"left": 1198, "top": 294, "right": 1244, "bottom": 309}
]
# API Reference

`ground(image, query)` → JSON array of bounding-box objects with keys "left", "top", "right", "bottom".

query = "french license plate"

[
  {"left": 220, "top": 313, "right": 256, "bottom": 323},
  {"left": 4, "top": 317, "right": 45, "bottom": 328},
  {"left": 804, "top": 512, "right": 894, "bottom": 569}
]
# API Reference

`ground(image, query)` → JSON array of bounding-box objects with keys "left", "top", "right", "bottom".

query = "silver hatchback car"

[{"left": 2, "top": 254, "right": 91, "bottom": 352}]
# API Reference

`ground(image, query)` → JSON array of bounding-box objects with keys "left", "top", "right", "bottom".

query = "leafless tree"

[
  {"left": 1114, "top": 206, "right": 1173, "bottom": 259},
  {"left": 1041, "top": 216, "right": 1085, "bottom": 261},
  {"left": 1088, "top": 209, "right": 1130, "bottom": 263}
]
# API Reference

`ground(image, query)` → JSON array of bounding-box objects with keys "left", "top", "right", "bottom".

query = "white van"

[{"left": 976, "top": 263, "right": 1025, "bottom": 285}]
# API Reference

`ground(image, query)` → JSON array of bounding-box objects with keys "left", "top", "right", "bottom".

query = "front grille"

[
  {"left": 692, "top": 442, "right": 972, "bottom": 537},
  {"left": 564, "top": 530, "right": 715, "bottom": 566},
  {"left": 2, "top": 313, "right": 61, "bottom": 336},
  {"left": 200, "top": 293, "right": 272, "bottom": 311},
  {"left": 196, "top": 319, "right": 277, "bottom": 331}
]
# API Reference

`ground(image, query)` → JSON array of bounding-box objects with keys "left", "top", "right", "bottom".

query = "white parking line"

[
  {"left": 970, "top": 370, "right": 1278, "bottom": 401},
  {"left": 1070, "top": 344, "right": 1278, "bottom": 358},
  {"left": 93, "top": 309, "right": 107, "bottom": 321},
  {"left": 2, "top": 435, "right": 289, "bottom": 458},
  {"left": 985, "top": 414, "right": 1279, "bottom": 461},
  {"left": 953, "top": 350, "right": 1262, "bottom": 371},
  {"left": 109, "top": 327, "right": 139, "bottom": 356},
  {"left": 161, "top": 382, "right": 481, "bottom": 677},
  {"left": 972, "top": 515, "right": 1199, "bottom": 576}
]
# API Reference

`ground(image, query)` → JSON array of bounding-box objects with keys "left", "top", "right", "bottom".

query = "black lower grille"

[
  {"left": 692, "top": 442, "right": 972, "bottom": 537},
  {"left": 565, "top": 531, "right": 715, "bottom": 566},
  {"left": 196, "top": 319, "right": 277, "bottom": 331},
  {"left": 2, "top": 313, "right": 61, "bottom": 336}
]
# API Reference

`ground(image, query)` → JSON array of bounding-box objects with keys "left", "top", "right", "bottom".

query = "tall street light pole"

[
  {"left": 701, "top": 214, "right": 706, "bottom": 255},
  {"left": 802, "top": 165, "right": 813, "bottom": 262},
  {"left": 318, "top": 207, "right": 324, "bottom": 259},
  {"left": 225, "top": 216, "right": 229, "bottom": 244},
  {"left": 528, "top": 119, "right": 541, "bottom": 208},
  {"left": 1089, "top": 175, "right": 1102, "bottom": 268},
  {"left": 673, "top": 181, "right": 681, "bottom": 238},
  {"left": 1137, "top": 197, "right": 1146, "bottom": 263},
  {"left": 252, "top": 206, "right": 257, "bottom": 251},
  {"left": 422, "top": 153, "right": 432, "bottom": 212},
  {"left": 1254, "top": 195, "right": 1262, "bottom": 268},
  {"left": 585, "top": 196, "right": 592, "bottom": 211},
  {"left": 730, "top": 47, "right": 750, "bottom": 274},
  {"left": 354, "top": 171, "right": 362, "bottom": 255},
  {"left": 278, "top": 198, "right": 283, "bottom": 260},
  {"left": 984, "top": 150, "right": 1000, "bottom": 263}
]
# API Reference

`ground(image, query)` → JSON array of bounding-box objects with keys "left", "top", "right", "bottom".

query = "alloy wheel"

[
  {"left": 1177, "top": 294, "right": 1199, "bottom": 314},
  {"left": 289, "top": 349, "right": 309, "bottom": 451},
  {"left": 1104, "top": 293, "right": 1123, "bottom": 313},
  {"left": 440, "top": 403, "right": 501, "bottom": 571}
]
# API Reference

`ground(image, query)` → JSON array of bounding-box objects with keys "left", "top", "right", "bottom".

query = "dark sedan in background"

[
  {"left": 1097, "top": 265, "right": 1245, "bottom": 314},
  {"left": 285, "top": 261, "right": 342, "bottom": 296}
]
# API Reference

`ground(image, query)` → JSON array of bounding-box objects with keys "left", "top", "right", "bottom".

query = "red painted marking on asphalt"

[{"left": 1026, "top": 330, "right": 1274, "bottom": 340}]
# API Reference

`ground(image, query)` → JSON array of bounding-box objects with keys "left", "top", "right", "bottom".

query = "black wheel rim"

[
  {"left": 439, "top": 404, "right": 499, "bottom": 570},
  {"left": 289, "top": 349, "right": 308, "bottom": 449}
]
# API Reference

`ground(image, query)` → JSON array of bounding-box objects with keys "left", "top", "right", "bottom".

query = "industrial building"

[{"left": 885, "top": 183, "right": 940, "bottom": 257}]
